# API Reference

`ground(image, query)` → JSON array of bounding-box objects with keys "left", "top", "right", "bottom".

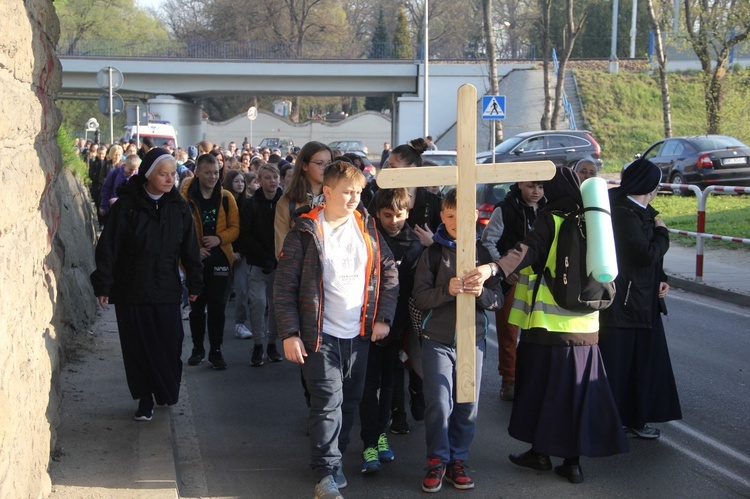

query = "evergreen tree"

[
  {"left": 392, "top": 7, "right": 414, "bottom": 60},
  {"left": 369, "top": 6, "right": 390, "bottom": 59}
]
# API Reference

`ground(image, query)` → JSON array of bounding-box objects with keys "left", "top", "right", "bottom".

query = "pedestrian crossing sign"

[{"left": 482, "top": 95, "right": 506, "bottom": 120}]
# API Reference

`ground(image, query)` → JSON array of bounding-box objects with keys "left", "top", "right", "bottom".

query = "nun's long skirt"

[
  {"left": 508, "top": 341, "right": 630, "bottom": 459},
  {"left": 114, "top": 303, "right": 184, "bottom": 406}
]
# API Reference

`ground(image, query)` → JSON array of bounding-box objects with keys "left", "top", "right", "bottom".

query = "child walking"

[{"left": 411, "top": 188, "right": 503, "bottom": 492}]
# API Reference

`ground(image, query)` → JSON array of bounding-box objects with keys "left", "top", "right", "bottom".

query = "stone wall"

[{"left": 0, "top": 1, "right": 97, "bottom": 497}]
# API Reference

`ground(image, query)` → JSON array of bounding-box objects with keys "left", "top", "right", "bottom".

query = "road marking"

[
  {"left": 667, "top": 420, "right": 750, "bottom": 467},
  {"left": 660, "top": 434, "right": 750, "bottom": 491}
]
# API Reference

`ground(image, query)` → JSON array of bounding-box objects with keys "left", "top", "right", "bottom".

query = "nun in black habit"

[
  {"left": 465, "top": 167, "right": 629, "bottom": 485},
  {"left": 91, "top": 148, "right": 203, "bottom": 421},
  {"left": 599, "top": 158, "right": 682, "bottom": 439}
]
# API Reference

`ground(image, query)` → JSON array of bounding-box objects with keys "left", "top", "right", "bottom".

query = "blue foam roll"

[{"left": 580, "top": 177, "right": 618, "bottom": 283}]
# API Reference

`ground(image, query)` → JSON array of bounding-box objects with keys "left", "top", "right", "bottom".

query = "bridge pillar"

[{"left": 147, "top": 95, "right": 203, "bottom": 148}]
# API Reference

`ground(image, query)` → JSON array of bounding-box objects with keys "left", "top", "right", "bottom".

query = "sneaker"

[
  {"left": 181, "top": 306, "right": 190, "bottom": 320},
  {"left": 361, "top": 447, "right": 381, "bottom": 473},
  {"left": 314, "top": 475, "right": 343, "bottom": 499},
  {"left": 234, "top": 323, "right": 253, "bottom": 339},
  {"left": 334, "top": 465, "right": 347, "bottom": 488},
  {"left": 625, "top": 424, "right": 661, "bottom": 439},
  {"left": 187, "top": 348, "right": 205, "bottom": 366},
  {"left": 377, "top": 433, "right": 394, "bottom": 462},
  {"left": 422, "top": 458, "right": 445, "bottom": 493},
  {"left": 390, "top": 410, "right": 409, "bottom": 435},
  {"left": 208, "top": 349, "right": 227, "bottom": 370},
  {"left": 251, "top": 345, "right": 265, "bottom": 367},
  {"left": 134, "top": 396, "right": 154, "bottom": 422},
  {"left": 267, "top": 343, "right": 283, "bottom": 362},
  {"left": 445, "top": 460, "right": 474, "bottom": 490},
  {"left": 501, "top": 380, "right": 515, "bottom": 401}
]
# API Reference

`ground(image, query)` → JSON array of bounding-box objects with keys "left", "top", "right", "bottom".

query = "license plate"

[{"left": 722, "top": 157, "right": 747, "bottom": 165}]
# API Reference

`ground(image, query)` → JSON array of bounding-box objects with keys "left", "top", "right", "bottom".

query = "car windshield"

[
  {"left": 691, "top": 136, "right": 747, "bottom": 151},
  {"left": 494, "top": 136, "right": 525, "bottom": 154}
]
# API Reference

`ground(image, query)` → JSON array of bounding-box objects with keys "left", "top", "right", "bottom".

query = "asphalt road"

[{"left": 173, "top": 288, "right": 750, "bottom": 498}]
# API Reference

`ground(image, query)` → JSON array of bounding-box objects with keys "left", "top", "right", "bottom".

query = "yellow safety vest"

[{"left": 508, "top": 215, "right": 599, "bottom": 333}]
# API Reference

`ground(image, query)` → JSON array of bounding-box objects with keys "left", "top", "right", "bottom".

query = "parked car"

[
  {"left": 258, "top": 137, "right": 294, "bottom": 152},
  {"left": 421, "top": 150, "right": 457, "bottom": 166},
  {"left": 630, "top": 135, "right": 750, "bottom": 195},
  {"left": 476, "top": 130, "right": 602, "bottom": 169},
  {"left": 329, "top": 140, "right": 368, "bottom": 155}
]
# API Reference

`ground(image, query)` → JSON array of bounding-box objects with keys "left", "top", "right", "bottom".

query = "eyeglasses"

[{"left": 308, "top": 160, "right": 327, "bottom": 167}]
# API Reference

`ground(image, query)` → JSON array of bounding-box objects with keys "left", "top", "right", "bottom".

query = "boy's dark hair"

[
  {"left": 441, "top": 188, "right": 457, "bottom": 210},
  {"left": 196, "top": 153, "right": 218, "bottom": 171},
  {"left": 375, "top": 188, "right": 410, "bottom": 213}
]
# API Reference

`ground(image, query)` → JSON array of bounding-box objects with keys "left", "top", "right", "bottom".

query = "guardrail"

[
  {"left": 551, "top": 49, "right": 577, "bottom": 130},
  {"left": 607, "top": 180, "right": 750, "bottom": 282}
]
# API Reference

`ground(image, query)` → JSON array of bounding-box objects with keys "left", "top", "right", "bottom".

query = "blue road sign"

[{"left": 482, "top": 95, "right": 506, "bottom": 120}]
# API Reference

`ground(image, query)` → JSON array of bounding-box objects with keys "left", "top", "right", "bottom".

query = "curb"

[
  {"left": 666, "top": 274, "right": 750, "bottom": 309},
  {"left": 136, "top": 408, "right": 180, "bottom": 498}
]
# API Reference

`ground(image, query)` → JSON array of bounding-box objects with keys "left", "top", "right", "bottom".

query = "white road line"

[
  {"left": 660, "top": 434, "right": 750, "bottom": 491},
  {"left": 667, "top": 420, "right": 750, "bottom": 467}
]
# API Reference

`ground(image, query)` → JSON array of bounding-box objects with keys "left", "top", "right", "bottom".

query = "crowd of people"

[{"left": 87, "top": 134, "right": 682, "bottom": 499}]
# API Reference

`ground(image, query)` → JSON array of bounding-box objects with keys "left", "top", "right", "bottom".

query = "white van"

[{"left": 123, "top": 122, "right": 178, "bottom": 149}]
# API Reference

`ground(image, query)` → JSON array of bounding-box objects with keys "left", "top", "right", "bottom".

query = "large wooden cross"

[{"left": 377, "top": 84, "right": 555, "bottom": 402}]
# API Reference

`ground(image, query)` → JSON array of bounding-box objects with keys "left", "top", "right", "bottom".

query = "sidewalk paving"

[{"left": 47, "top": 244, "right": 749, "bottom": 499}]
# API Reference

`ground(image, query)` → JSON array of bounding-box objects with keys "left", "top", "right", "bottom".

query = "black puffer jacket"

[
  {"left": 91, "top": 176, "right": 203, "bottom": 304},
  {"left": 599, "top": 197, "right": 669, "bottom": 329}
]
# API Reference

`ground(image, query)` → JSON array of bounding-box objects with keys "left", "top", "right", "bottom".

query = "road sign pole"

[
  {"left": 492, "top": 121, "right": 496, "bottom": 163},
  {"left": 135, "top": 104, "right": 141, "bottom": 146},
  {"left": 109, "top": 67, "right": 114, "bottom": 145}
]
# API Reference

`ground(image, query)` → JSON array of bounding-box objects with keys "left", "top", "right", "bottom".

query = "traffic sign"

[
  {"left": 97, "top": 66, "right": 124, "bottom": 91},
  {"left": 247, "top": 106, "right": 258, "bottom": 121},
  {"left": 98, "top": 93, "right": 124, "bottom": 116},
  {"left": 482, "top": 95, "right": 506, "bottom": 120}
]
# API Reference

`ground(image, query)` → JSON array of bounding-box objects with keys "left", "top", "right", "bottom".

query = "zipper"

[{"left": 623, "top": 280, "right": 632, "bottom": 306}]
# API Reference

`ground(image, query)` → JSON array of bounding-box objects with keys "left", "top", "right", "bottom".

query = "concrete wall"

[
  {"left": 204, "top": 110, "right": 391, "bottom": 157},
  {"left": 0, "top": 1, "right": 97, "bottom": 497}
]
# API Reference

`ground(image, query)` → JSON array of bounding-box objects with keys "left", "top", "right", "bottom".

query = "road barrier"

[{"left": 607, "top": 181, "right": 750, "bottom": 282}]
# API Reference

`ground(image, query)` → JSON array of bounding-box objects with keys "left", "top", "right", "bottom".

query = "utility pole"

[{"left": 610, "top": 0, "right": 620, "bottom": 73}]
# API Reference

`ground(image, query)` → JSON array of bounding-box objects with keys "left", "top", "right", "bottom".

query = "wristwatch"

[{"left": 488, "top": 262, "right": 500, "bottom": 277}]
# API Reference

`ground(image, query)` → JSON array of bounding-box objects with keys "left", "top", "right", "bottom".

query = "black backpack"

[{"left": 535, "top": 208, "right": 616, "bottom": 312}]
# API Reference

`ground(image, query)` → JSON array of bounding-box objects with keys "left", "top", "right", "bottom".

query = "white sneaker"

[
  {"left": 234, "top": 324, "right": 253, "bottom": 339},
  {"left": 181, "top": 306, "right": 190, "bottom": 320},
  {"left": 314, "top": 475, "right": 343, "bottom": 499}
]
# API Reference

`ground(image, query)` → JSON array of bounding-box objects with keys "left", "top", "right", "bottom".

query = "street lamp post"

[
  {"left": 424, "top": 0, "right": 429, "bottom": 138},
  {"left": 610, "top": 0, "right": 620, "bottom": 73}
]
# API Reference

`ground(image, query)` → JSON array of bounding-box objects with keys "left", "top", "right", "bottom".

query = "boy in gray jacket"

[{"left": 411, "top": 188, "right": 503, "bottom": 493}]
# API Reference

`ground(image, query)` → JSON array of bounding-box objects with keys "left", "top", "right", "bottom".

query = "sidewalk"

[{"left": 46, "top": 244, "right": 749, "bottom": 499}]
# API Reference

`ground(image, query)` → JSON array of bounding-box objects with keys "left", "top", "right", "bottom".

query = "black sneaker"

[
  {"left": 187, "top": 348, "right": 205, "bottom": 366},
  {"left": 251, "top": 345, "right": 265, "bottom": 367},
  {"left": 390, "top": 410, "right": 409, "bottom": 434},
  {"left": 267, "top": 344, "right": 283, "bottom": 362},
  {"left": 134, "top": 395, "right": 154, "bottom": 422},
  {"left": 208, "top": 349, "right": 227, "bottom": 370}
]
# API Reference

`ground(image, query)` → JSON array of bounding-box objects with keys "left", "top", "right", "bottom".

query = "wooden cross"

[{"left": 377, "top": 84, "right": 555, "bottom": 402}]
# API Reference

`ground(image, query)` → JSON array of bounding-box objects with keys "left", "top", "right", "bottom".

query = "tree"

[
  {"left": 683, "top": 0, "right": 750, "bottom": 133},
  {"left": 365, "top": 6, "right": 391, "bottom": 112},
  {"left": 392, "top": 7, "right": 414, "bottom": 59},
  {"left": 539, "top": 0, "right": 553, "bottom": 129},
  {"left": 483, "top": 0, "right": 503, "bottom": 142},
  {"left": 57, "top": 0, "right": 168, "bottom": 54},
  {"left": 549, "top": 0, "right": 587, "bottom": 128},
  {"left": 646, "top": 0, "right": 673, "bottom": 138}
]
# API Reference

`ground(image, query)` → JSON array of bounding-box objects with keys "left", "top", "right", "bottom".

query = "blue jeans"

[
  {"left": 301, "top": 333, "right": 370, "bottom": 482},
  {"left": 247, "top": 265, "right": 277, "bottom": 347},
  {"left": 421, "top": 338, "right": 485, "bottom": 464}
]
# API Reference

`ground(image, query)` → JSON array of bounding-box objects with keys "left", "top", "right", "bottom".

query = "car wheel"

[{"left": 670, "top": 172, "right": 691, "bottom": 196}]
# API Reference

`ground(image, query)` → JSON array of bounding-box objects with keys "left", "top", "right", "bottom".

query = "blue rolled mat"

[{"left": 580, "top": 177, "right": 618, "bottom": 283}]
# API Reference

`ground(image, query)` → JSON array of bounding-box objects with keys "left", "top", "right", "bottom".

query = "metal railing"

[
  {"left": 551, "top": 49, "right": 577, "bottom": 130},
  {"left": 607, "top": 180, "right": 750, "bottom": 282},
  {"left": 57, "top": 39, "right": 424, "bottom": 62}
]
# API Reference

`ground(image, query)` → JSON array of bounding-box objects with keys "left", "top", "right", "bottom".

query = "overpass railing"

[
  {"left": 607, "top": 180, "right": 750, "bottom": 282},
  {"left": 58, "top": 39, "right": 426, "bottom": 62}
]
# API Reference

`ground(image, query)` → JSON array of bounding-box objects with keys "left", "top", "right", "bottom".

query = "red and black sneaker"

[
  {"left": 445, "top": 460, "right": 474, "bottom": 490},
  {"left": 422, "top": 458, "right": 445, "bottom": 493}
]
